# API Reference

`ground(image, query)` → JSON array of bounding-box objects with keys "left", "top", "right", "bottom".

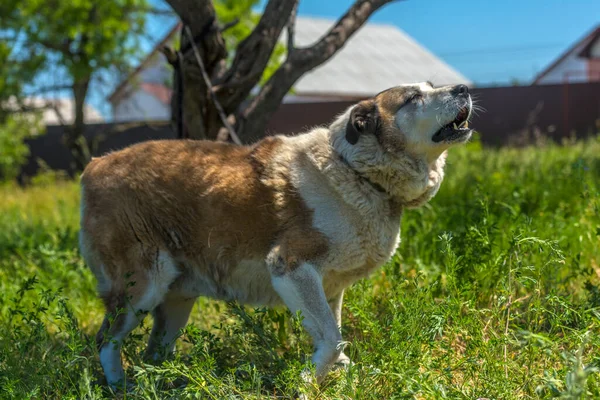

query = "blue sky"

[
  {"left": 35, "top": 0, "right": 599, "bottom": 118},
  {"left": 117, "top": 0, "right": 600, "bottom": 114},
  {"left": 294, "top": 0, "right": 600, "bottom": 85}
]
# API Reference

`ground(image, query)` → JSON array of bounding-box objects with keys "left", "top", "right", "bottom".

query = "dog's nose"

[{"left": 453, "top": 84, "right": 469, "bottom": 95}]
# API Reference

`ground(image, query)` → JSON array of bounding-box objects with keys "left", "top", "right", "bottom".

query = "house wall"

[
  {"left": 138, "top": 54, "right": 172, "bottom": 85},
  {"left": 111, "top": 53, "right": 172, "bottom": 121},
  {"left": 589, "top": 40, "right": 600, "bottom": 81},
  {"left": 536, "top": 41, "right": 589, "bottom": 84},
  {"left": 113, "top": 89, "right": 170, "bottom": 122},
  {"left": 535, "top": 33, "right": 600, "bottom": 84}
]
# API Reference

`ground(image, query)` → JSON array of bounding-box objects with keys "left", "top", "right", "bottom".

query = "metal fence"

[
  {"left": 19, "top": 82, "right": 600, "bottom": 180},
  {"left": 265, "top": 82, "right": 600, "bottom": 146}
]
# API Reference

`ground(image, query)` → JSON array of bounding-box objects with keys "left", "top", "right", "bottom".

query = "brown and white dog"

[{"left": 79, "top": 82, "right": 473, "bottom": 388}]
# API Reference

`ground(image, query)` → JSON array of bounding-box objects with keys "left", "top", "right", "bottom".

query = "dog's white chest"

[
  {"left": 299, "top": 177, "right": 401, "bottom": 272},
  {"left": 320, "top": 209, "right": 400, "bottom": 298}
]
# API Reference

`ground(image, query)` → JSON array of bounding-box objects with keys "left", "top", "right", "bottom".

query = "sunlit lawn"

[{"left": 1, "top": 136, "right": 599, "bottom": 399}]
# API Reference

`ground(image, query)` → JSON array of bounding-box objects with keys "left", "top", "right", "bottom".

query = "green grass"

[{"left": 1, "top": 136, "right": 599, "bottom": 399}]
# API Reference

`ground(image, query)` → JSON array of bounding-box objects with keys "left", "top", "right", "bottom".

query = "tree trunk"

[
  {"left": 165, "top": 0, "right": 396, "bottom": 144},
  {"left": 165, "top": 0, "right": 228, "bottom": 140},
  {"left": 65, "top": 78, "right": 91, "bottom": 170},
  {"left": 237, "top": 0, "right": 394, "bottom": 142}
]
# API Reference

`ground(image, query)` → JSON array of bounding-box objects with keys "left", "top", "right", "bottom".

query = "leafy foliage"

[
  {"left": 0, "top": 39, "right": 46, "bottom": 122},
  {"left": 0, "top": 137, "right": 599, "bottom": 398},
  {"left": 0, "top": 114, "right": 42, "bottom": 181},
  {"left": 0, "top": 0, "right": 149, "bottom": 85},
  {"left": 0, "top": 0, "right": 155, "bottom": 168},
  {"left": 214, "top": 0, "right": 286, "bottom": 86}
]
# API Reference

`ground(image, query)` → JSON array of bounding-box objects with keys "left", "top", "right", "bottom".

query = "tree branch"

[
  {"left": 163, "top": 0, "right": 226, "bottom": 62},
  {"left": 297, "top": 0, "right": 398, "bottom": 68},
  {"left": 3, "top": 101, "right": 52, "bottom": 115},
  {"left": 216, "top": 0, "right": 297, "bottom": 109},
  {"left": 164, "top": 0, "right": 228, "bottom": 78},
  {"left": 212, "top": 71, "right": 262, "bottom": 93},
  {"left": 286, "top": 0, "right": 298, "bottom": 55},
  {"left": 25, "top": 84, "right": 73, "bottom": 95},
  {"left": 237, "top": 0, "right": 398, "bottom": 142},
  {"left": 183, "top": 25, "right": 242, "bottom": 145},
  {"left": 135, "top": 6, "right": 177, "bottom": 16},
  {"left": 47, "top": 100, "right": 69, "bottom": 127},
  {"left": 163, "top": 0, "right": 395, "bottom": 142},
  {"left": 38, "top": 38, "right": 73, "bottom": 56},
  {"left": 220, "top": 18, "right": 240, "bottom": 33}
]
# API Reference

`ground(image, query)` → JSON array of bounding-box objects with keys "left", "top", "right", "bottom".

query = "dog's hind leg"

[
  {"left": 144, "top": 295, "right": 196, "bottom": 362},
  {"left": 95, "top": 252, "right": 180, "bottom": 389},
  {"left": 270, "top": 262, "right": 343, "bottom": 383},
  {"left": 328, "top": 290, "right": 351, "bottom": 367},
  {"left": 96, "top": 272, "right": 153, "bottom": 389}
]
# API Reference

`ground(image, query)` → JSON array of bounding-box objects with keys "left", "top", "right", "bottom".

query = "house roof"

[
  {"left": 108, "top": 23, "right": 181, "bottom": 104},
  {"left": 108, "top": 16, "right": 470, "bottom": 103},
  {"left": 579, "top": 25, "right": 600, "bottom": 58},
  {"left": 532, "top": 24, "right": 600, "bottom": 84},
  {"left": 285, "top": 16, "right": 470, "bottom": 96}
]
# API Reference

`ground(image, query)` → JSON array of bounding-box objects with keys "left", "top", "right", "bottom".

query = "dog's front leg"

[{"left": 270, "top": 262, "right": 343, "bottom": 383}]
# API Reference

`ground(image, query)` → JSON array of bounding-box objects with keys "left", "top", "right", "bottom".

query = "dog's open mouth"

[{"left": 432, "top": 106, "right": 472, "bottom": 143}]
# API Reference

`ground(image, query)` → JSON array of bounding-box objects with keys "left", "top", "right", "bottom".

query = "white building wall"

[
  {"left": 138, "top": 54, "right": 172, "bottom": 85},
  {"left": 113, "top": 89, "right": 170, "bottom": 122},
  {"left": 536, "top": 42, "right": 589, "bottom": 84}
]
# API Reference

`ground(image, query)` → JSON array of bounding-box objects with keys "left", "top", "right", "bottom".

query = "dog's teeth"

[
  {"left": 453, "top": 123, "right": 458, "bottom": 130},
  {"left": 463, "top": 121, "right": 469, "bottom": 128}
]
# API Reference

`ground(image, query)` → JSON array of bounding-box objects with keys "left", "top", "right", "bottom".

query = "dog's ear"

[{"left": 345, "top": 100, "right": 380, "bottom": 145}]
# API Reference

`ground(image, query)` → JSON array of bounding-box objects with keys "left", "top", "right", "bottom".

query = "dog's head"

[
  {"left": 345, "top": 82, "right": 473, "bottom": 160},
  {"left": 335, "top": 82, "right": 473, "bottom": 206}
]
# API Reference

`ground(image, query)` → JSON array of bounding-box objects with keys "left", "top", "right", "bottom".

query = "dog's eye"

[
  {"left": 401, "top": 93, "right": 423, "bottom": 108},
  {"left": 410, "top": 93, "right": 423, "bottom": 103},
  {"left": 406, "top": 93, "right": 424, "bottom": 105}
]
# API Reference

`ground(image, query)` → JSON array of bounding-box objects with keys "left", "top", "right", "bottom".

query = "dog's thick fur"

[{"left": 79, "top": 82, "right": 473, "bottom": 387}]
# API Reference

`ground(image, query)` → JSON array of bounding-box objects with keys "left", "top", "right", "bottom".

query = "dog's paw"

[
  {"left": 300, "top": 367, "right": 315, "bottom": 385},
  {"left": 107, "top": 378, "right": 135, "bottom": 394},
  {"left": 333, "top": 352, "right": 352, "bottom": 369},
  {"left": 295, "top": 368, "right": 317, "bottom": 400}
]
